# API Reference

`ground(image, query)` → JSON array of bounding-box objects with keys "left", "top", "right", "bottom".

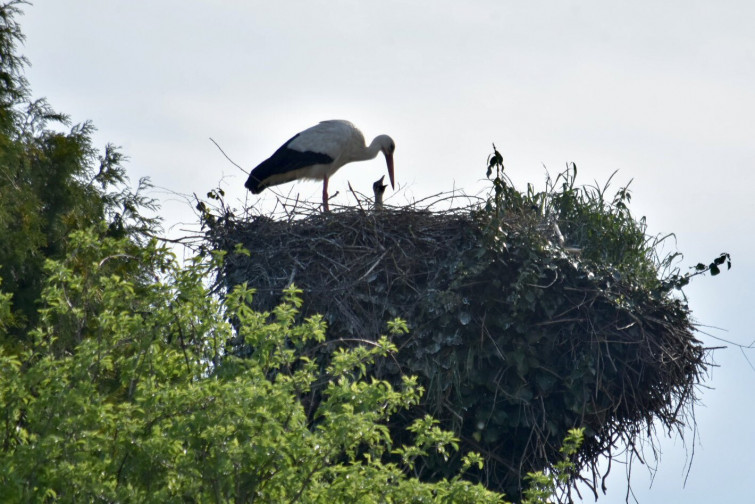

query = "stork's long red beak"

[{"left": 386, "top": 153, "right": 395, "bottom": 189}]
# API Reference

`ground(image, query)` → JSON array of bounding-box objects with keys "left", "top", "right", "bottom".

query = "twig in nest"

[
  {"left": 209, "top": 137, "right": 247, "bottom": 174},
  {"left": 347, "top": 182, "right": 365, "bottom": 212}
]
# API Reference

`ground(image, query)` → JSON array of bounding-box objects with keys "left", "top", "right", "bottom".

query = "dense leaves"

[
  {"left": 0, "top": 229, "right": 516, "bottom": 503},
  {"left": 0, "top": 1, "right": 157, "bottom": 344}
]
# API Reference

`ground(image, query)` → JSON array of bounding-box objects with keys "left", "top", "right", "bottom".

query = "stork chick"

[{"left": 373, "top": 175, "right": 388, "bottom": 210}]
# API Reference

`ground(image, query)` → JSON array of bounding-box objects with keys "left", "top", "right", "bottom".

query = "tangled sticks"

[{"left": 208, "top": 202, "right": 708, "bottom": 500}]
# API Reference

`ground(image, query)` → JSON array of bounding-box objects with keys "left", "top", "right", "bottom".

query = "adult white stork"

[{"left": 245, "top": 120, "right": 395, "bottom": 212}]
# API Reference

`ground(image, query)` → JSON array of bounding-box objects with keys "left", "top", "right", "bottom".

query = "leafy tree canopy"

[
  {"left": 0, "top": 0, "right": 157, "bottom": 345},
  {"left": 0, "top": 227, "right": 520, "bottom": 503}
]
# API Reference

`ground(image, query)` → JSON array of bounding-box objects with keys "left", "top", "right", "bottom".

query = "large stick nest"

[{"left": 206, "top": 198, "right": 707, "bottom": 501}]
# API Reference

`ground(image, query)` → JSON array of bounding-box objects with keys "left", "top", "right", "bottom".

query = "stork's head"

[
  {"left": 373, "top": 175, "right": 388, "bottom": 194},
  {"left": 375, "top": 134, "right": 395, "bottom": 190}
]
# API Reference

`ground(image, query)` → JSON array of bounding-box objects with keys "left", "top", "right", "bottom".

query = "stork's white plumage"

[{"left": 245, "top": 120, "right": 395, "bottom": 211}]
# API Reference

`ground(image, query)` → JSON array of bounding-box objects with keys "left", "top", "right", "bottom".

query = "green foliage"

[
  {"left": 485, "top": 147, "right": 653, "bottom": 287},
  {"left": 0, "top": 1, "right": 29, "bottom": 128},
  {"left": 521, "top": 428, "right": 584, "bottom": 504},
  {"left": 0, "top": 229, "right": 518, "bottom": 503},
  {"left": 484, "top": 145, "right": 731, "bottom": 293},
  {"left": 0, "top": 1, "right": 158, "bottom": 345}
]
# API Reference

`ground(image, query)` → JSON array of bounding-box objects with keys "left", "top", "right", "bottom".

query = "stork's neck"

[
  {"left": 352, "top": 137, "right": 384, "bottom": 162},
  {"left": 374, "top": 189, "right": 384, "bottom": 210},
  {"left": 349, "top": 135, "right": 388, "bottom": 162}
]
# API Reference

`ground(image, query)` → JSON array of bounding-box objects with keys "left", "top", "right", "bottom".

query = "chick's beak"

[{"left": 373, "top": 175, "right": 387, "bottom": 191}]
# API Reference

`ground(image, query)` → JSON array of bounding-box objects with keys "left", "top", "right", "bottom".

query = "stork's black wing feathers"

[{"left": 245, "top": 134, "right": 334, "bottom": 193}]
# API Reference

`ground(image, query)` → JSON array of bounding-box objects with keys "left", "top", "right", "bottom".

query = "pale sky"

[{"left": 19, "top": 1, "right": 755, "bottom": 502}]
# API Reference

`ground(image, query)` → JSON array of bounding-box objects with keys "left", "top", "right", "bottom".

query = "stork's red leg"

[{"left": 322, "top": 175, "right": 329, "bottom": 212}]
